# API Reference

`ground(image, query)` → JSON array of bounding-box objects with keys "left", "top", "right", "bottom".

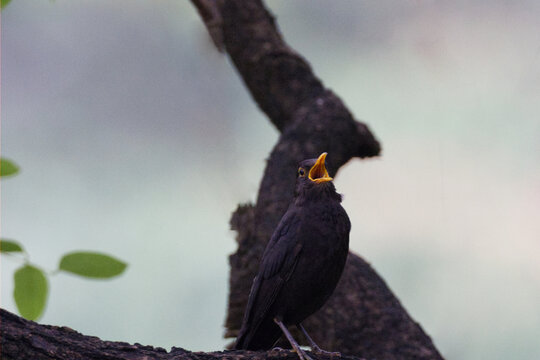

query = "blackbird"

[{"left": 234, "top": 153, "right": 351, "bottom": 360}]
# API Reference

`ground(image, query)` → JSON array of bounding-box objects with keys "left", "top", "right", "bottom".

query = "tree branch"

[
  {"left": 191, "top": 0, "right": 224, "bottom": 51},
  {"left": 0, "top": 308, "right": 363, "bottom": 360},
  {"left": 191, "top": 1, "right": 443, "bottom": 359}
]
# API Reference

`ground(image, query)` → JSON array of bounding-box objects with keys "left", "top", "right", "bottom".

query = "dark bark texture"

[
  {"left": 0, "top": 1, "right": 445, "bottom": 360},
  {"left": 0, "top": 308, "right": 362, "bottom": 360}
]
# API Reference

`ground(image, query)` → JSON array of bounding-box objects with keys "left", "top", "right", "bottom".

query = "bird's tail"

[{"left": 234, "top": 317, "right": 282, "bottom": 350}]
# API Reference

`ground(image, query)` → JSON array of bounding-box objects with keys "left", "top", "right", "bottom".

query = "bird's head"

[
  {"left": 295, "top": 152, "right": 341, "bottom": 202},
  {"left": 297, "top": 152, "right": 333, "bottom": 184}
]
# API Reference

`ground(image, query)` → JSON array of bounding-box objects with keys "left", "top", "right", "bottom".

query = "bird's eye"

[{"left": 298, "top": 168, "right": 306, "bottom": 177}]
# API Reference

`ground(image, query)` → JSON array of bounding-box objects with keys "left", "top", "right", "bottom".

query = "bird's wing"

[
  {"left": 235, "top": 209, "right": 303, "bottom": 348},
  {"left": 260, "top": 210, "right": 303, "bottom": 280}
]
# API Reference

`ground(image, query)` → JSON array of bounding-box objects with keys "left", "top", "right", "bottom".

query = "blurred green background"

[{"left": 1, "top": 1, "right": 539, "bottom": 359}]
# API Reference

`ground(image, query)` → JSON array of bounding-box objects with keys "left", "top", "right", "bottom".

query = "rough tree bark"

[
  {"left": 0, "top": 308, "right": 362, "bottom": 360},
  {"left": 1, "top": 1, "right": 444, "bottom": 360}
]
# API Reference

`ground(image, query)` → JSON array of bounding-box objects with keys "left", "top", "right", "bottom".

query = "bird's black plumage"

[{"left": 234, "top": 153, "right": 351, "bottom": 355}]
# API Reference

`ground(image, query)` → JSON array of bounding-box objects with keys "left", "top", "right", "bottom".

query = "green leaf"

[
  {"left": 0, "top": 158, "right": 20, "bottom": 177},
  {"left": 14, "top": 265, "right": 48, "bottom": 321},
  {"left": 0, "top": 239, "right": 24, "bottom": 253},
  {"left": 59, "top": 251, "right": 127, "bottom": 279},
  {"left": 1, "top": 0, "right": 12, "bottom": 10}
]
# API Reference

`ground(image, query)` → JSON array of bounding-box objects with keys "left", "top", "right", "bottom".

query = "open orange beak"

[{"left": 308, "top": 153, "right": 333, "bottom": 183}]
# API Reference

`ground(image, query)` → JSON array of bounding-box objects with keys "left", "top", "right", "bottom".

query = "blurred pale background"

[{"left": 1, "top": 1, "right": 539, "bottom": 359}]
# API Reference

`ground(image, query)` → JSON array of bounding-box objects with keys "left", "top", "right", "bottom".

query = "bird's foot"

[
  {"left": 293, "top": 348, "right": 313, "bottom": 360},
  {"left": 269, "top": 346, "right": 312, "bottom": 360},
  {"left": 310, "top": 345, "right": 341, "bottom": 358}
]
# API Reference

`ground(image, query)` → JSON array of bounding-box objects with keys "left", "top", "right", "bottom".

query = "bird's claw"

[
  {"left": 294, "top": 348, "right": 313, "bottom": 360},
  {"left": 311, "top": 345, "right": 341, "bottom": 358},
  {"left": 269, "top": 346, "right": 313, "bottom": 360}
]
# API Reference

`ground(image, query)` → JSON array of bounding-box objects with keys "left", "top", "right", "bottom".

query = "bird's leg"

[
  {"left": 274, "top": 318, "right": 313, "bottom": 360},
  {"left": 297, "top": 324, "right": 341, "bottom": 357}
]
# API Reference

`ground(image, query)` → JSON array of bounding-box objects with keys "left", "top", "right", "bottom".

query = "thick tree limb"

[
  {"left": 191, "top": 0, "right": 224, "bottom": 51},
  {"left": 192, "top": 1, "right": 444, "bottom": 360},
  {"left": 0, "top": 309, "right": 364, "bottom": 360}
]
